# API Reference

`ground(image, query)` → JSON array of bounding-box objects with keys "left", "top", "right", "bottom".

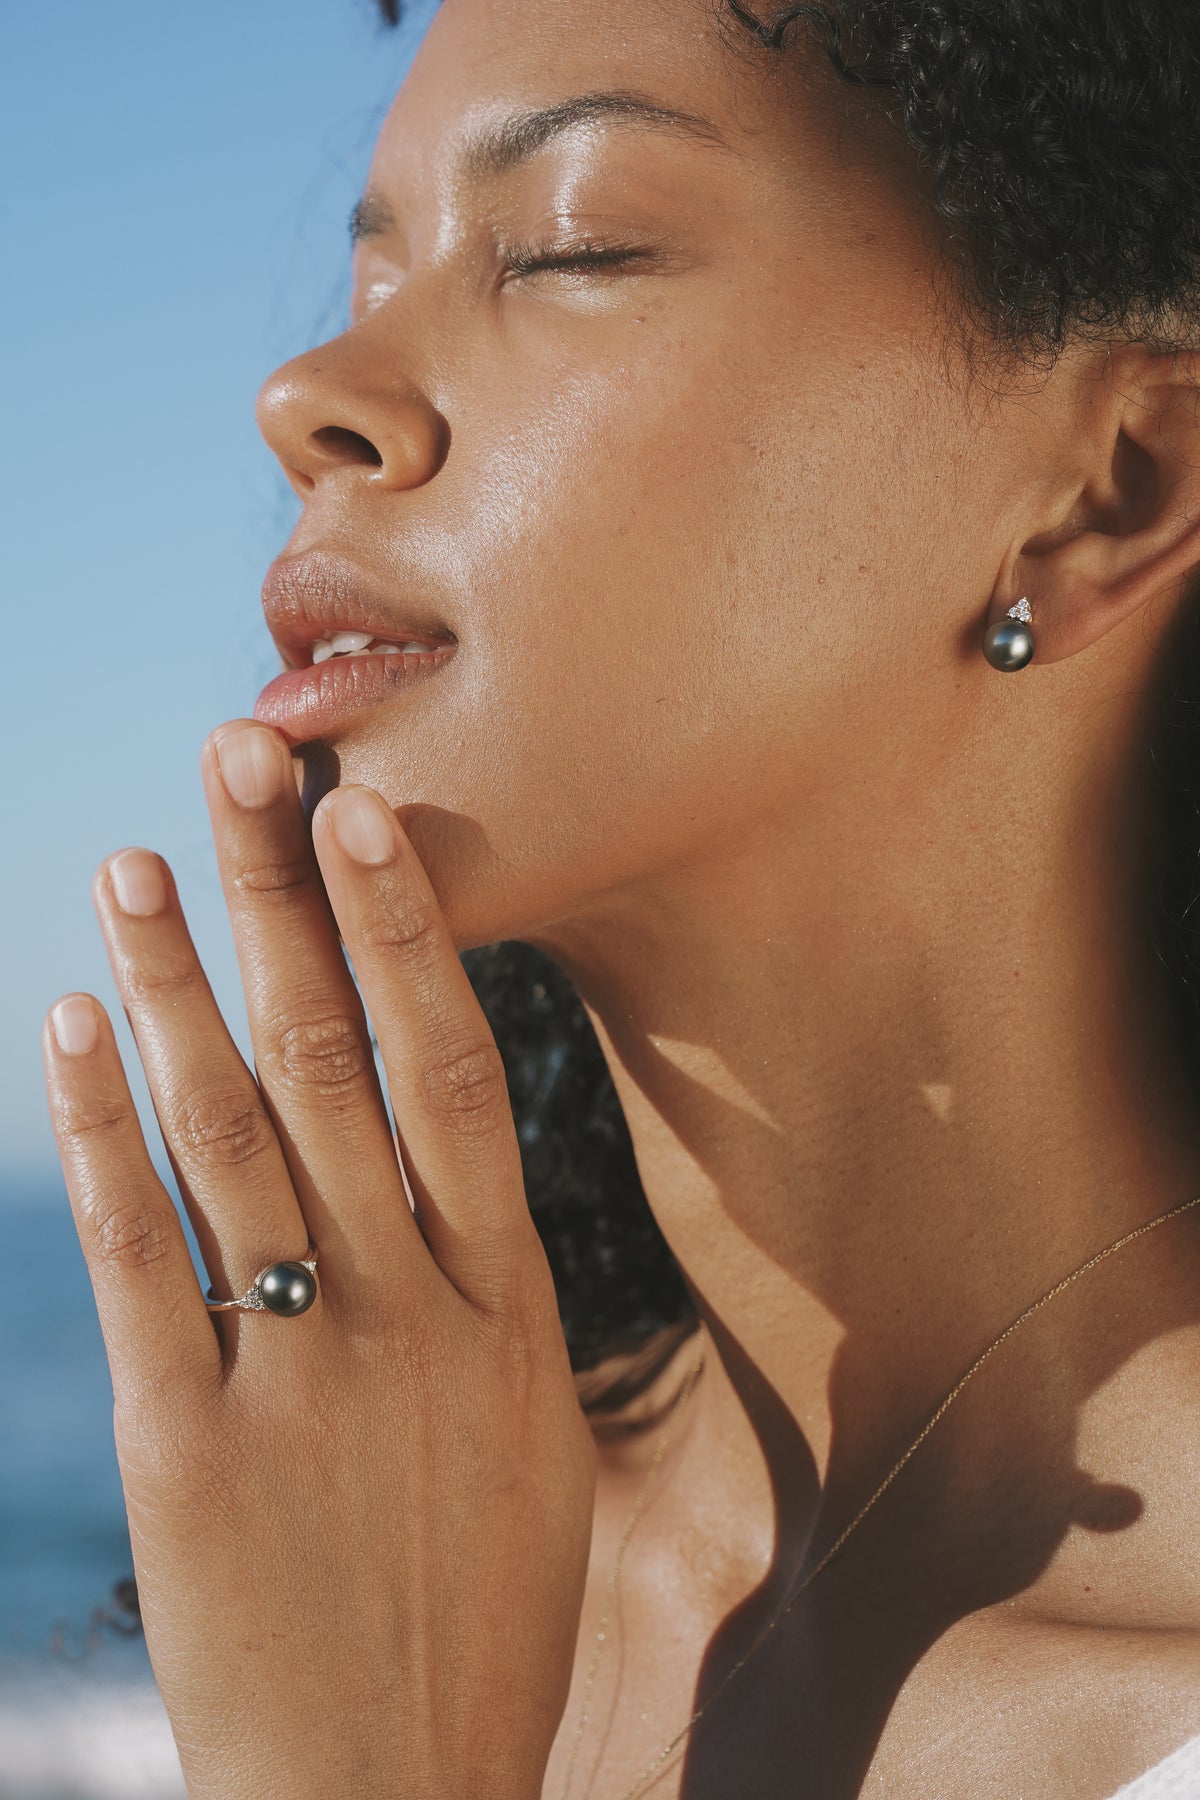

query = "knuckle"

[
  {"left": 116, "top": 1379, "right": 216, "bottom": 1487},
  {"left": 277, "top": 1012, "right": 373, "bottom": 1095},
  {"left": 122, "top": 952, "right": 202, "bottom": 1005},
  {"left": 472, "top": 1230, "right": 555, "bottom": 1329},
  {"left": 57, "top": 1084, "right": 131, "bottom": 1146},
  {"left": 359, "top": 890, "right": 443, "bottom": 963},
  {"left": 84, "top": 1190, "right": 176, "bottom": 1271},
  {"left": 491, "top": 1304, "right": 542, "bottom": 1379},
  {"left": 233, "top": 857, "right": 314, "bottom": 902},
  {"left": 117, "top": 1404, "right": 195, "bottom": 1490},
  {"left": 167, "top": 1087, "right": 276, "bottom": 1170},
  {"left": 421, "top": 1037, "right": 509, "bottom": 1135}
]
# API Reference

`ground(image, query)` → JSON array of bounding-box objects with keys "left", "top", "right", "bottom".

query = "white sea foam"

[{"left": 0, "top": 1679, "right": 187, "bottom": 1799}]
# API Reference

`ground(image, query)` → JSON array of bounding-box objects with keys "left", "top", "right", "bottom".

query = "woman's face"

[{"left": 255, "top": 0, "right": 1036, "bottom": 952}]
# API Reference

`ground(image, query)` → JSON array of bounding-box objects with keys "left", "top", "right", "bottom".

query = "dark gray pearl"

[
  {"left": 258, "top": 1261, "right": 318, "bottom": 1316},
  {"left": 982, "top": 619, "right": 1035, "bottom": 671}
]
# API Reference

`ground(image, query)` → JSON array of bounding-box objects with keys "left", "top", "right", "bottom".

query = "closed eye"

[{"left": 503, "top": 235, "right": 658, "bottom": 279}]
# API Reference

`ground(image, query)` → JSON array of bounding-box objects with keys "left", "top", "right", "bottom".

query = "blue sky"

[{"left": 2, "top": 0, "right": 438, "bottom": 1188}]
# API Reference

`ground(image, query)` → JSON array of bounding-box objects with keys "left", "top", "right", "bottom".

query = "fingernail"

[
  {"left": 109, "top": 849, "right": 167, "bottom": 917},
  {"left": 51, "top": 995, "right": 99, "bottom": 1056},
  {"left": 325, "top": 787, "right": 397, "bottom": 865},
  {"left": 214, "top": 725, "right": 284, "bottom": 809}
]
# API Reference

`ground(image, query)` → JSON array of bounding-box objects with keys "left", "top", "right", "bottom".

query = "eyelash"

[{"left": 503, "top": 234, "right": 653, "bottom": 279}]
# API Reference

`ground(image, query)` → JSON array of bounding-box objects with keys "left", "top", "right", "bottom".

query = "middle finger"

[{"left": 200, "top": 718, "right": 424, "bottom": 1283}]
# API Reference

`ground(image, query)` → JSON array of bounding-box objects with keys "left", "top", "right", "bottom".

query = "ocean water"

[{"left": 1, "top": 1179, "right": 188, "bottom": 1798}]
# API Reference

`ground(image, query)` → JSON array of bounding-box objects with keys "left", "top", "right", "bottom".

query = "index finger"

[{"left": 311, "top": 784, "right": 539, "bottom": 1312}]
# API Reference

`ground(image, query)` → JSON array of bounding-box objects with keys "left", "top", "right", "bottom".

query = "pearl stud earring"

[{"left": 982, "top": 596, "right": 1035, "bottom": 671}]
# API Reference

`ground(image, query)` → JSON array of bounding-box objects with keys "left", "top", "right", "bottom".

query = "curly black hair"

[
  {"left": 371, "top": 0, "right": 1200, "bottom": 1427},
  {"left": 454, "top": 940, "right": 701, "bottom": 1433},
  {"left": 720, "top": 1, "right": 1200, "bottom": 362}
]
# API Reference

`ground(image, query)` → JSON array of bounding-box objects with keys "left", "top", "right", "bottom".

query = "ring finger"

[{"left": 93, "top": 845, "right": 308, "bottom": 1318}]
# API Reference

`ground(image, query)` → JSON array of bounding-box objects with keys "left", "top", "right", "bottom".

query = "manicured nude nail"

[
  {"left": 51, "top": 995, "right": 99, "bottom": 1056},
  {"left": 326, "top": 787, "right": 397, "bottom": 865},
  {"left": 214, "top": 725, "right": 284, "bottom": 809},
  {"left": 109, "top": 849, "right": 167, "bottom": 917}
]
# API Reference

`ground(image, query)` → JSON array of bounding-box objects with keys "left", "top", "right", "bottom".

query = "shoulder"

[
  {"left": 1025, "top": 1319, "right": 1200, "bottom": 1634},
  {"left": 871, "top": 1608, "right": 1200, "bottom": 1798}
]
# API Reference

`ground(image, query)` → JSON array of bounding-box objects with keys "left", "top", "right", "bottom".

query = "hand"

[{"left": 42, "top": 719, "right": 597, "bottom": 1800}]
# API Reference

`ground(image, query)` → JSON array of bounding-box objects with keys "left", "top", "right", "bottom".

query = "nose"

[{"left": 255, "top": 328, "right": 448, "bottom": 499}]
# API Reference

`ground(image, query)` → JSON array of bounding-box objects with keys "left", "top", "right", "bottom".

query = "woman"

[{"left": 41, "top": 0, "right": 1200, "bottom": 1793}]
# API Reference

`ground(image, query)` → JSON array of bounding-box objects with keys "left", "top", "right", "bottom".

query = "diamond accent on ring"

[{"left": 1006, "top": 597, "right": 1033, "bottom": 623}]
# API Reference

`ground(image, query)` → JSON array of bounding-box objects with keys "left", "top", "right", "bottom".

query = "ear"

[{"left": 990, "top": 347, "right": 1200, "bottom": 667}]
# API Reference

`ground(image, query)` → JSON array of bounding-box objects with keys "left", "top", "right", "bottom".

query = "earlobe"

[
  {"left": 982, "top": 597, "right": 1036, "bottom": 672},
  {"left": 996, "top": 349, "right": 1200, "bottom": 669}
]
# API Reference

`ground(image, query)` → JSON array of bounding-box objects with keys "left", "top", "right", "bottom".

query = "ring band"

[{"left": 204, "top": 1240, "right": 319, "bottom": 1316}]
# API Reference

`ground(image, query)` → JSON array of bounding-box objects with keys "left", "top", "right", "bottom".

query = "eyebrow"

[{"left": 349, "top": 88, "right": 736, "bottom": 242}]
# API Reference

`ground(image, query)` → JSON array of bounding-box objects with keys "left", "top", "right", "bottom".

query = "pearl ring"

[{"left": 204, "top": 1240, "right": 319, "bottom": 1316}]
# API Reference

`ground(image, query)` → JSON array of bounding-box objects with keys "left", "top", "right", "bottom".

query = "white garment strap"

[{"left": 1107, "top": 1732, "right": 1200, "bottom": 1798}]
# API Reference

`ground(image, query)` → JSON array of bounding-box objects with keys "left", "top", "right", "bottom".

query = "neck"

[{"left": 528, "top": 650, "right": 1200, "bottom": 1584}]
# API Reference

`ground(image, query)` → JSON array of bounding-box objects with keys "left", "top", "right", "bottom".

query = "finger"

[
  {"left": 199, "top": 720, "right": 426, "bottom": 1291},
  {"left": 312, "top": 784, "right": 536, "bottom": 1310},
  {"left": 91, "top": 846, "right": 313, "bottom": 1316},
  {"left": 42, "top": 993, "right": 221, "bottom": 1411}
]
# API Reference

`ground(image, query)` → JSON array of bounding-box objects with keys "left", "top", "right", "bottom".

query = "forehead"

[
  {"left": 397, "top": 0, "right": 741, "bottom": 120},
  {"left": 360, "top": 0, "right": 938, "bottom": 327},
  {"left": 367, "top": 0, "right": 830, "bottom": 197}
]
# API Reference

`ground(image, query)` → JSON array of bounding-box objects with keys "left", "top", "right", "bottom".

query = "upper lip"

[{"left": 262, "top": 549, "right": 457, "bottom": 669}]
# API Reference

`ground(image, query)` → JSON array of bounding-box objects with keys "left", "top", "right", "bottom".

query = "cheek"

[
  {"left": 325, "top": 328, "right": 984, "bottom": 946},
  {"left": 453, "top": 337, "right": 949, "bottom": 838},
  {"left": 458, "top": 360, "right": 810, "bottom": 873}
]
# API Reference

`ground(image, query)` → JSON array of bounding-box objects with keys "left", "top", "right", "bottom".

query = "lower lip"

[{"left": 253, "top": 645, "right": 458, "bottom": 743}]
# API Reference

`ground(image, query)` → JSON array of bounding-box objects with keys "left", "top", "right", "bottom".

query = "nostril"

[{"left": 309, "top": 425, "right": 384, "bottom": 467}]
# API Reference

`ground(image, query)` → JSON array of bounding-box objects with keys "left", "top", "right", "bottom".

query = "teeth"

[{"left": 310, "top": 634, "right": 441, "bottom": 665}]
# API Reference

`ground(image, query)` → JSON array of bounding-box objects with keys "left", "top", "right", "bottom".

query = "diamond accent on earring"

[{"left": 1006, "top": 597, "right": 1033, "bottom": 623}]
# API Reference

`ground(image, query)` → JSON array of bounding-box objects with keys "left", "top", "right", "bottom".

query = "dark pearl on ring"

[
  {"left": 258, "top": 1261, "right": 318, "bottom": 1316},
  {"left": 982, "top": 619, "right": 1035, "bottom": 671}
]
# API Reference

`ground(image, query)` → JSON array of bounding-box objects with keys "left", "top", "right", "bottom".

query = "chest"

[{"left": 540, "top": 1587, "right": 1200, "bottom": 1800}]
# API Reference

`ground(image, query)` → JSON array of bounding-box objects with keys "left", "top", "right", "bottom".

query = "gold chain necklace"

[
  {"left": 557, "top": 1347, "right": 708, "bottom": 1800},
  {"left": 557, "top": 1187, "right": 1200, "bottom": 1800}
]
